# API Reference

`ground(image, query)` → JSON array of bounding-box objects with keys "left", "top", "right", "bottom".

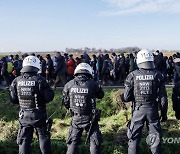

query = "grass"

[{"left": 0, "top": 88, "right": 180, "bottom": 154}]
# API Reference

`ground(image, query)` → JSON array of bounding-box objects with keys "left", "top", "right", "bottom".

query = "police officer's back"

[
  {"left": 173, "top": 57, "right": 180, "bottom": 84},
  {"left": 9, "top": 56, "right": 54, "bottom": 154},
  {"left": 62, "top": 63, "right": 104, "bottom": 154},
  {"left": 122, "top": 50, "right": 167, "bottom": 154},
  {"left": 172, "top": 58, "right": 180, "bottom": 120}
]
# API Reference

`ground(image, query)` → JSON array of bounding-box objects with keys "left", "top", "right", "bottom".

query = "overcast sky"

[{"left": 0, "top": 0, "right": 180, "bottom": 52}]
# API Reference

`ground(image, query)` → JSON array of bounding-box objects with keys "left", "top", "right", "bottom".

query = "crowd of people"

[{"left": 0, "top": 50, "right": 180, "bottom": 88}]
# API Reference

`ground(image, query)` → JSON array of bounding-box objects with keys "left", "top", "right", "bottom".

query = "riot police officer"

[
  {"left": 121, "top": 50, "right": 167, "bottom": 154},
  {"left": 9, "top": 55, "right": 54, "bottom": 154},
  {"left": 172, "top": 58, "right": 180, "bottom": 120},
  {"left": 173, "top": 57, "right": 180, "bottom": 84},
  {"left": 62, "top": 62, "right": 104, "bottom": 154}
]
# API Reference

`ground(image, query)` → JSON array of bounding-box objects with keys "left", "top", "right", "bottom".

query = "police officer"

[
  {"left": 9, "top": 55, "right": 54, "bottom": 154},
  {"left": 62, "top": 63, "right": 104, "bottom": 154},
  {"left": 173, "top": 57, "right": 180, "bottom": 84},
  {"left": 121, "top": 50, "right": 167, "bottom": 154},
  {"left": 172, "top": 58, "right": 180, "bottom": 120}
]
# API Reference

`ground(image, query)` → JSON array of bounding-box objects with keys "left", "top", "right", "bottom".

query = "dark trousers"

[
  {"left": 17, "top": 109, "right": 51, "bottom": 154},
  {"left": 127, "top": 105, "right": 162, "bottom": 154},
  {"left": 17, "top": 124, "right": 51, "bottom": 154},
  {"left": 46, "top": 72, "right": 54, "bottom": 85},
  {"left": 54, "top": 73, "right": 67, "bottom": 87},
  {"left": 66, "top": 116, "right": 102, "bottom": 154},
  {"left": 3, "top": 74, "right": 10, "bottom": 86}
]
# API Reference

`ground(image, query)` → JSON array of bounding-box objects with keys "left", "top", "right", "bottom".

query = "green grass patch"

[{"left": 0, "top": 88, "right": 179, "bottom": 154}]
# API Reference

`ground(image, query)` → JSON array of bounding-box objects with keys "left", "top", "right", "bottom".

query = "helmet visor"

[
  {"left": 137, "top": 61, "right": 155, "bottom": 69},
  {"left": 21, "top": 66, "right": 39, "bottom": 73}
]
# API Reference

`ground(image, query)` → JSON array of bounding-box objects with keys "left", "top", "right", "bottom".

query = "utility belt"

[
  {"left": 135, "top": 102, "right": 156, "bottom": 108},
  {"left": 19, "top": 108, "right": 46, "bottom": 121},
  {"left": 71, "top": 111, "right": 92, "bottom": 117},
  {"left": 69, "top": 108, "right": 101, "bottom": 120},
  {"left": 20, "top": 107, "right": 46, "bottom": 111}
]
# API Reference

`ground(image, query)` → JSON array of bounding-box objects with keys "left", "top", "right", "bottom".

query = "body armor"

[
  {"left": 133, "top": 69, "right": 158, "bottom": 104},
  {"left": 69, "top": 79, "right": 95, "bottom": 115},
  {"left": 16, "top": 75, "right": 44, "bottom": 110}
]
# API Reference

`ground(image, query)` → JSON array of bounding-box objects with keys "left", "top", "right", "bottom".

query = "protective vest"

[
  {"left": 16, "top": 76, "right": 44, "bottom": 110},
  {"left": 69, "top": 79, "right": 95, "bottom": 115},
  {"left": 133, "top": 70, "right": 158, "bottom": 104}
]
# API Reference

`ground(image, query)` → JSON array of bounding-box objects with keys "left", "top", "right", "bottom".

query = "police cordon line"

[{"left": 8, "top": 49, "right": 180, "bottom": 154}]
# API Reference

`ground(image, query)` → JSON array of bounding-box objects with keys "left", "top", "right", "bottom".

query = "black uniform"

[
  {"left": 1, "top": 57, "right": 10, "bottom": 86},
  {"left": 172, "top": 80, "right": 180, "bottom": 120},
  {"left": 62, "top": 74, "right": 104, "bottom": 154},
  {"left": 46, "top": 55, "right": 54, "bottom": 85},
  {"left": 173, "top": 60, "right": 180, "bottom": 84},
  {"left": 122, "top": 68, "right": 167, "bottom": 154},
  {"left": 9, "top": 72, "right": 54, "bottom": 154}
]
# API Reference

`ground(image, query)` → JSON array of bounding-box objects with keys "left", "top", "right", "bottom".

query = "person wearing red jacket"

[{"left": 66, "top": 54, "right": 76, "bottom": 81}]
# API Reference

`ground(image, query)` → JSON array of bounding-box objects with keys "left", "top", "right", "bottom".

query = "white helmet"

[
  {"left": 173, "top": 58, "right": 180, "bottom": 63},
  {"left": 21, "top": 56, "right": 41, "bottom": 73},
  {"left": 74, "top": 63, "right": 93, "bottom": 77},
  {"left": 136, "top": 49, "right": 155, "bottom": 69}
]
